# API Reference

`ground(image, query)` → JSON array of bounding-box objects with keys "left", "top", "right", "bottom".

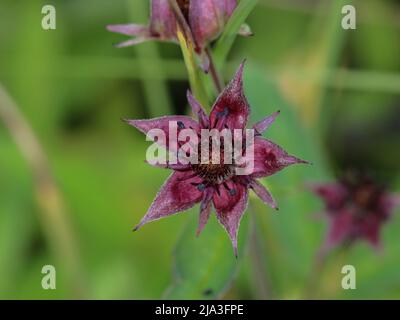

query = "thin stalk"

[
  {"left": 168, "top": 0, "right": 195, "bottom": 44},
  {"left": 176, "top": 26, "right": 210, "bottom": 108},
  {"left": 168, "top": 0, "right": 211, "bottom": 108},
  {"left": 0, "top": 84, "right": 86, "bottom": 298},
  {"left": 205, "top": 47, "right": 224, "bottom": 93}
]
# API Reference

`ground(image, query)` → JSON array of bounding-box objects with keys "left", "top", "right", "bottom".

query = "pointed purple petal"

[
  {"left": 212, "top": 181, "right": 248, "bottom": 256},
  {"left": 249, "top": 179, "right": 278, "bottom": 210},
  {"left": 134, "top": 170, "right": 203, "bottom": 230},
  {"left": 359, "top": 213, "right": 385, "bottom": 249},
  {"left": 209, "top": 61, "right": 250, "bottom": 130},
  {"left": 114, "top": 38, "right": 152, "bottom": 48},
  {"left": 187, "top": 90, "right": 209, "bottom": 128},
  {"left": 107, "top": 24, "right": 156, "bottom": 47},
  {"left": 107, "top": 24, "right": 149, "bottom": 36},
  {"left": 107, "top": 1, "right": 177, "bottom": 48},
  {"left": 252, "top": 111, "right": 280, "bottom": 135},
  {"left": 197, "top": 187, "right": 214, "bottom": 236},
  {"left": 125, "top": 116, "right": 200, "bottom": 151},
  {"left": 310, "top": 182, "right": 349, "bottom": 210},
  {"left": 249, "top": 137, "right": 308, "bottom": 178},
  {"left": 325, "top": 209, "right": 354, "bottom": 248}
]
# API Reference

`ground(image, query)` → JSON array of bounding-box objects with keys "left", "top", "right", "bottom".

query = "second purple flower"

[{"left": 107, "top": 0, "right": 251, "bottom": 70}]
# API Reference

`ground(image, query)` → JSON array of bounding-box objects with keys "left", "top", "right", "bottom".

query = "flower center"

[
  {"left": 176, "top": 0, "right": 190, "bottom": 21},
  {"left": 192, "top": 163, "right": 235, "bottom": 185}
]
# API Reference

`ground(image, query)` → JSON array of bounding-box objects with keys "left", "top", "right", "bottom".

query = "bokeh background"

[{"left": 0, "top": 0, "right": 399, "bottom": 299}]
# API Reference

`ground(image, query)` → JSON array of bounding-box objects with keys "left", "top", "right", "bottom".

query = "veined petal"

[
  {"left": 311, "top": 182, "right": 349, "bottom": 211},
  {"left": 249, "top": 137, "right": 308, "bottom": 178},
  {"left": 197, "top": 187, "right": 214, "bottom": 236},
  {"left": 125, "top": 116, "right": 200, "bottom": 151},
  {"left": 134, "top": 170, "right": 203, "bottom": 231},
  {"left": 149, "top": 0, "right": 177, "bottom": 39},
  {"left": 359, "top": 214, "right": 382, "bottom": 249},
  {"left": 189, "top": 0, "right": 235, "bottom": 51},
  {"left": 213, "top": 181, "right": 248, "bottom": 256},
  {"left": 107, "top": 24, "right": 149, "bottom": 36},
  {"left": 209, "top": 61, "right": 250, "bottom": 130},
  {"left": 187, "top": 90, "right": 209, "bottom": 128},
  {"left": 249, "top": 179, "right": 278, "bottom": 210},
  {"left": 326, "top": 209, "right": 354, "bottom": 248},
  {"left": 252, "top": 111, "right": 280, "bottom": 135},
  {"left": 107, "top": 0, "right": 177, "bottom": 48},
  {"left": 107, "top": 24, "right": 156, "bottom": 47}
]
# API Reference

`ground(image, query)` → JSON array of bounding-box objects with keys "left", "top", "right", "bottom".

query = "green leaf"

[
  {"left": 214, "top": 0, "right": 258, "bottom": 70},
  {"left": 164, "top": 212, "right": 250, "bottom": 299},
  {"left": 243, "top": 62, "right": 331, "bottom": 298}
]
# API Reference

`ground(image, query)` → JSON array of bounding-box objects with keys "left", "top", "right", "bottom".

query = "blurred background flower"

[
  {"left": 0, "top": 0, "right": 399, "bottom": 299},
  {"left": 311, "top": 172, "right": 399, "bottom": 250}
]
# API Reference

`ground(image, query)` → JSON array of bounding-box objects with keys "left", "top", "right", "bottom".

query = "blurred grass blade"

[
  {"left": 177, "top": 28, "right": 210, "bottom": 108},
  {"left": 0, "top": 84, "right": 86, "bottom": 298},
  {"left": 244, "top": 62, "right": 331, "bottom": 298},
  {"left": 164, "top": 213, "right": 250, "bottom": 299},
  {"left": 214, "top": 0, "right": 258, "bottom": 70},
  {"left": 278, "top": 0, "right": 348, "bottom": 127}
]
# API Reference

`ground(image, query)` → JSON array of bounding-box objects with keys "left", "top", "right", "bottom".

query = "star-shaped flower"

[
  {"left": 126, "top": 62, "right": 307, "bottom": 255},
  {"left": 312, "top": 174, "right": 400, "bottom": 250}
]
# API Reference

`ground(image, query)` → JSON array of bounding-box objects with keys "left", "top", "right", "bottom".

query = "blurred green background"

[{"left": 0, "top": 0, "right": 399, "bottom": 299}]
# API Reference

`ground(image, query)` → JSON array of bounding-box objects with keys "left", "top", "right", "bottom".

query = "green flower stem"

[
  {"left": 214, "top": 0, "right": 258, "bottom": 70},
  {"left": 176, "top": 27, "right": 210, "bottom": 109},
  {"left": 168, "top": 0, "right": 210, "bottom": 109}
]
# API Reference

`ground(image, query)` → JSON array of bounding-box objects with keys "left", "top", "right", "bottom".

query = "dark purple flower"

[
  {"left": 107, "top": 0, "right": 251, "bottom": 69},
  {"left": 312, "top": 175, "right": 400, "bottom": 250},
  {"left": 126, "top": 62, "right": 307, "bottom": 255}
]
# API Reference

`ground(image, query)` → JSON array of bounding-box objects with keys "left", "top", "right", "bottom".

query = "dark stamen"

[
  {"left": 217, "top": 106, "right": 230, "bottom": 119},
  {"left": 177, "top": 121, "right": 185, "bottom": 129}
]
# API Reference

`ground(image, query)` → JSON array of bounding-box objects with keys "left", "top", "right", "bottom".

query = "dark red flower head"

[
  {"left": 312, "top": 174, "right": 400, "bottom": 250},
  {"left": 125, "top": 62, "right": 307, "bottom": 255}
]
